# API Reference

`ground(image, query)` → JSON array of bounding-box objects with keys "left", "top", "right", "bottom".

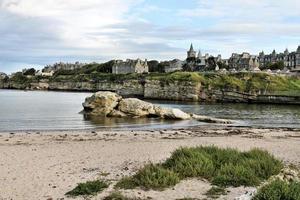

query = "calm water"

[{"left": 0, "top": 89, "right": 299, "bottom": 131}]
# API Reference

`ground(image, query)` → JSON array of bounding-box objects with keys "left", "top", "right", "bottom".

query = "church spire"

[
  {"left": 197, "top": 50, "right": 202, "bottom": 58},
  {"left": 189, "top": 43, "right": 194, "bottom": 51}
]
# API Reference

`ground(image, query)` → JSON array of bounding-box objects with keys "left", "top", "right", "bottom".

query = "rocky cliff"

[{"left": 1, "top": 72, "right": 299, "bottom": 104}]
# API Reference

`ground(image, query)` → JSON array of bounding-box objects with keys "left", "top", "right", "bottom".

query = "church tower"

[{"left": 187, "top": 43, "right": 196, "bottom": 59}]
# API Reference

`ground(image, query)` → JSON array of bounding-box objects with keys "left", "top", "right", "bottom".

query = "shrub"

[
  {"left": 253, "top": 179, "right": 300, "bottom": 200},
  {"left": 65, "top": 180, "right": 109, "bottom": 196},
  {"left": 116, "top": 164, "right": 180, "bottom": 190}
]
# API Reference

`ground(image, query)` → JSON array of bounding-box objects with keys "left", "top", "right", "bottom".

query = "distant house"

[
  {"left": 41, "top": 71, "right": 55, "bottom": 77},
  {"left": 112, "top": 59, "right": 149, "bottom": 74},
  {"left": 228, "top": 52, "right": 260, "bottom": 71},
  {"left": 163, "top": 59, "right": 184, "bottom": 73},
  {"left": 258, "top": 46, "right": 300, "bottom": 72}
]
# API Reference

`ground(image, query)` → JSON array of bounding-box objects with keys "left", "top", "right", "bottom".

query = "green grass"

[
  {"left": 116, "top": 146, "right": 283, "bottom": 190},
  {"left": 205, "top": 186, "right": 228, "bottom": 199},
  {"left": 253, "top": 179, "right": 300, "bottom": 200},
  {"left": 65, "top": 180, "right": 109, "bottom": 196},
  {"left": 115, "top": 164, "right": 180, "bottom": 190}
]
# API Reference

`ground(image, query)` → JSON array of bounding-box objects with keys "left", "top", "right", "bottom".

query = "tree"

[{"left": 23, "top": 68, "right": 36, "bottom": 76}]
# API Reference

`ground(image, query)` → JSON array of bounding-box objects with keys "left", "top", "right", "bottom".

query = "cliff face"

[
  {"left": 144, "top": 80, "right": 201, "bottom": 101},
  {"left": 1, "top": 72, "right": 299, "bottom": 104}
]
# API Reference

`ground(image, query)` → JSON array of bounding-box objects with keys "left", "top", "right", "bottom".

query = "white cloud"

[{"left": 0, "top": 0, "right": 300, "bottom": 73}]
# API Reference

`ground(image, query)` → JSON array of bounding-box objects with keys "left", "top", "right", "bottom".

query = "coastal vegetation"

[
  {"left": 253, "top": 179, "right": 300, "bottom": 200},
  {"left": 204, "top": 186, "right": 228, "bottom": 199},
  {"left": 65, "top": 180, "right": 109, "bottom": 196},
  {"left": 103, "top": 192, "right": 143, "bottom": 200},
  {"left": 116, "top": 146, "right": 283, "bottom": 190}
]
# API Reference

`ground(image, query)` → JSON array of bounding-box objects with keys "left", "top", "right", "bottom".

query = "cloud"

[{"left": 0, "top": 0, "right": 299, "bottom": 73}]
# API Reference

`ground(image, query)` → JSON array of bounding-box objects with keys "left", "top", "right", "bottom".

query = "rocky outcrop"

[
  {"left": 83, "top": 92, "right": 192, "bottom": 120},
  {"left": 82, "top": 91, "right": 233, "bottom": 122},
  {"left": 83, "top": 91, "right": 122, "bottom": 116},
  {"left": 118, "top": 98, "right": 156, "bottom": 117}
]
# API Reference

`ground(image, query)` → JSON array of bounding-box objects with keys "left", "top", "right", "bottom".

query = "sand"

[{"left": 0, "top": 126, "right": 299, "bottom": 200}]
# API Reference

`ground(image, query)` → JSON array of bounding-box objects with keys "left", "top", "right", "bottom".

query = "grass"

[
  {"left": 116, "top": 146, "right": 283, "bottom": 190},
  {"left": 65, "top": 180, "right": 109, "bottom": 196},
  {"left": 253, "top": 179, "right": 300, "bottom": 200},
  {"left": 115, "top": 164, "right": 180, "bottom": 190},
  {"left": 205, "top": 186, "right": 228, "bottom": 199}
]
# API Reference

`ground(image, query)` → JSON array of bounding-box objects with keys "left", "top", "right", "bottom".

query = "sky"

[{"left": 0, "top": 0, "right": 300, "bottom": 73}]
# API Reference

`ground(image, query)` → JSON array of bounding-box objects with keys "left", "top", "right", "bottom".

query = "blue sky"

[{"left": 0, "top": 0, "right": 300, "bottom": 73}]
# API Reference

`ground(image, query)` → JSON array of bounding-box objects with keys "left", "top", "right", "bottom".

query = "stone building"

[
  {"left": 186, "top": 44, "right": 224, "bottom": 71},
  {"left": 228, "top": 52, "right": 260, "bottom": 71},
  {"left": 112, "top": 59, "right": 149, "bottom": 74},
  {"left": 258, "top": 46, "right": 300, "bottom": 72},
  {"left": 162, "top": 59, "right": 184, "bottom": 73},
  {"left": 187, "top": 44, "right": 197, "bottom": 59}
]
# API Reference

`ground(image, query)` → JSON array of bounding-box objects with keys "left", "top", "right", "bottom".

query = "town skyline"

[{"left": 1, "top": 0, "right": 300, "bottom": 73}]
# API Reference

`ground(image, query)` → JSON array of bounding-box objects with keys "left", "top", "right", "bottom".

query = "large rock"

[
  {"left": 118, "top": 98, "right": 156, "bottom": 117},
  {"left": 155, "top": 106, "right": 191, "bottom": 120},
  {"left": 83, "top": 91, "right": 122, "bottom": 116}
]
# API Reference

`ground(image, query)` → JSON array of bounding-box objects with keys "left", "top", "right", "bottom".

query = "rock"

[
  {"left": 107, "top": 109, "right": 127, "bottom": 118},
  {"left": 118, "top": 98, "right": 157, "bottom": 117},
  {"left": 82, "top": 91, "right": 122, "bottom": 116},
  {"left": 155, "top": 106, "right": 191, "bottom": 120},
  {"left": 272, "top": 167, "right": 300, "bottom": 182},
  {"left": 192, "top": 114, "right": 232, "bottom": 124},
  {"left": 82, "top": 92, "right": 231, "bottom": 122}
]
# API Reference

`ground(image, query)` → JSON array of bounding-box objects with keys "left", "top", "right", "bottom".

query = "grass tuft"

[
  {"left": 65, "top": 180, "right": 109, "bottom": 196},
  {"left": 253, "top": 179, "right": 300, "bottom": 200},
  {"left": 116, "top": 146, "right": 283, "bottom": 190},
  {"left": 205, "top": 186, "right": 228, "bottom": 199},
  {"left": 116, "top": 164, "right": 180, "bottom": 190}
]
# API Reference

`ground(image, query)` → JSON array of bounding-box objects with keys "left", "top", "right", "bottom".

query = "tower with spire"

[{"left": 187, "top": 43, "right": 197, "bottom": 59}]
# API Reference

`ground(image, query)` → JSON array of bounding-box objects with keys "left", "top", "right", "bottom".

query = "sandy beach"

[{"left": 0, "top": 126, "right": 299, "bottom": 200}]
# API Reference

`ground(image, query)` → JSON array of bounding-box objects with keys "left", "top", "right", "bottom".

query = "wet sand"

[{"left": 0, "top": 126, "right": 299, "bottom": 200}]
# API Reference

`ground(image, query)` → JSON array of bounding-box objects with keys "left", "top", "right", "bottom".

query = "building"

[
  {"left": 185, "top": 44, "right": 225, "bottom": 71},
  {"left": 112, "top": 59, "right": 149, "bottom": 74},
  {"left": 228, "top": 52, "right": 260, "bottom": 71},
  {"left": 187, "top": 44, "right": 197, "bottom": 59},
  {"left": 162, "top": 59, "right": 184, "bottom": 73},
  {"left": 258, "top": 46, "right": 300, "bottom": 72}
]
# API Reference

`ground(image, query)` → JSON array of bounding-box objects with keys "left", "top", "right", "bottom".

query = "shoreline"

[{"left": 0, "top": 126, "right": 299, "bottom": 200}]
